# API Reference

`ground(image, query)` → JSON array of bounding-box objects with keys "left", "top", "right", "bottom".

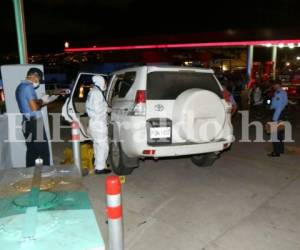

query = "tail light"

[
  {"left": 222, "top": 90, "right": 232, "bottom": 113},
  {"left": 142, "top": 149, "right": 156, "bottom": 155},
  {"left": 135, "top": 90, "right": 146, "bottom": 103},
  {"left": 288, "top": 87, "right": 297, "bottom": 95},
  {"left": 132, "top": 90, "right": 146, "bottom": 116}
]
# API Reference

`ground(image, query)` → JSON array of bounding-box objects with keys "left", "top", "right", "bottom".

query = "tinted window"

[
  {"left": 107, "top": 72, "right": 136, "bottom": 106},
  {"left": 147, "top": 71, "right": 222, "bottom": 100},
  {"left": 73, "top": 74, "right": 94, "bottom": 103},
  {"left": 118, "top": 72, "right": 136, "bottom": 98}
]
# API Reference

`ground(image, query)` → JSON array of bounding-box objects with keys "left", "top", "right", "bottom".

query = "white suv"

[{"left": 62, "top": 66, "right": 233, "bottom": 175}]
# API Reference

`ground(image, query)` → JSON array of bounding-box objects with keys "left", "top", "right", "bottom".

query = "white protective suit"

[{"left": 86, "top": 75, "right": 108, "bottom": 170}]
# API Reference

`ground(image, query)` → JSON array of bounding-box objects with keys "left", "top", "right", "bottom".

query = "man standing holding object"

[
  {"left": 15, "top": 68, "right": 58, "bottom": 167},
  {"left": 86, "top": 75, "right": 111, "bottom": 175},
  {"left": 222, "top": 83, "right": 237, "bottom": 114},
  {"left": 268, "top": 82, "right": 288, "bottom": 157}
]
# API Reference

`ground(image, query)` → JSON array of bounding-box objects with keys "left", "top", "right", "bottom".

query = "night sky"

[{"left": 1, "top": 0, "right": 300, "bottom": 54}]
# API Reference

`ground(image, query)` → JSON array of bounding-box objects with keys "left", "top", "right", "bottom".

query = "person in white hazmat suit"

[{"left": 86, "top": 75, "right": 111, "bottom": 175}]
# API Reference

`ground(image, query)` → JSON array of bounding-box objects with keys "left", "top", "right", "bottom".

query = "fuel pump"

[
  {"left": 262, "top": 61, "right": 274, "bottom": 82},
  {"left": 247, "top": 62, "right": 261, "bottom": 89}
]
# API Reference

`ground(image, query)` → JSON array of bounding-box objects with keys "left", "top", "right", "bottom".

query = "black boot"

[
  {"left": 267, "top": 152, "right": 280, "bottom": 157},
  {"left": 94, "top": 169, "right": 112, "bottom": 175}
]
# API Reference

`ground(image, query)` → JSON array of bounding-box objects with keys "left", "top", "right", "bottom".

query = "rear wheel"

[
  {"left": 191, "top": 153, "right": 219, "bottom": 167},
  {"left": 109, "top": 142, "right": 139, "bottom": 175}
]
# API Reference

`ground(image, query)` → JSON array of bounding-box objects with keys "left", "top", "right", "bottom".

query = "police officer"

[
  {"left": 268, "top": 81, "right": 288, "bottom": 157},
  {"left": 15, "top": 68, "right": 58, "bottom": 167}
]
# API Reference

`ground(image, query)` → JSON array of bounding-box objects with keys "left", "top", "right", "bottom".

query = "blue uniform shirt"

[
  {"left": 15, "top": 80, "right": 42, "bottom": 119},
  {"left": 271, "top": 88, "right": 288, "bottom": 121}
]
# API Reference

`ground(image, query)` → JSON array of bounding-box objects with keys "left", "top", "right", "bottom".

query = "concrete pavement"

[
  {"left": 82, "top": 140, "right": 300, "bottom": 250},
  {"left": 50, "top": 113, "right": 300, "bottom": 250}
]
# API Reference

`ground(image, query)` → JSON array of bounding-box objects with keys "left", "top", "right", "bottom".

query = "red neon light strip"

[{"left": 65, "top": 39, "right": 300, "bottom": 52}]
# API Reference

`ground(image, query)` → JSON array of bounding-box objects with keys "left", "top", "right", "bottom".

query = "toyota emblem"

[{"left": 154, "top": 104, "right": 164, "bottom": 112}]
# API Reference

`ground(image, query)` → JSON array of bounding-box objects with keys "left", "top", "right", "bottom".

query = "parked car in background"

[
  {"left": 281, "top": 83, "right": 300, "bottom": 102},
  {"left": 281, "top": 70, "right": 300, "bottom": 101}
]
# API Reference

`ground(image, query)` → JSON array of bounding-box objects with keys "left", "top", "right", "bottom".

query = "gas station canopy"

[
  {"left": 65, "top": 39, "right": 300, "bottom": 52},
  {"left": 64, "top": 29, "right": 300, "bottom": 52}
]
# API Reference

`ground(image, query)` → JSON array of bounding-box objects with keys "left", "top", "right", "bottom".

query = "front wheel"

[
  {"left": 109, "top": 142, "right": 139, "bottom": 175},
  {"left": 191, "top": 153, "right": 219, "bottom": 167}
]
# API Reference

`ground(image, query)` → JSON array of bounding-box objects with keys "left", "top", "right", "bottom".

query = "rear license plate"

[{"left": 150, "top": 127, "right": 171, "bottom": 139}]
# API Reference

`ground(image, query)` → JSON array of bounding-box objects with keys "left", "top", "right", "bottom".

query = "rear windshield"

[{"left": 147, "top": 71, "right": 222, "bottom": 100}]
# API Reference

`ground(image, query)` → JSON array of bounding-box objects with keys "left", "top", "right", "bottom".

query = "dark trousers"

[
  {"left": 272, "top": 129, "right": 284, "bottom": 154},
  {"left": 22, "top": 117, "right": 50, "bottom": 167},
  {"left": 271, "top": 111, "right": 285, "bottom": 155}
]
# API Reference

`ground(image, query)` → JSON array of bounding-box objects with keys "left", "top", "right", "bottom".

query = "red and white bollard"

[
  {"left": 106, "top": 176, "right": 124, "bottom": 250},
  {"left": 71, "top": 121, "right": 82, "bottom": 176}
]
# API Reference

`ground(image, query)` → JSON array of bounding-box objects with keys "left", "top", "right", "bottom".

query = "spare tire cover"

[{"left": 173, "top": 89, "right": 226, "bottom": 143}]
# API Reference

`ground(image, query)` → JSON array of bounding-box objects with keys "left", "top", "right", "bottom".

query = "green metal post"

[{"left": 12, "top": 0, "right": 28, "bottom": 64}]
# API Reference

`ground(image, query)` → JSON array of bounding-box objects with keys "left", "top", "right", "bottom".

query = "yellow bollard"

[
  {"left": 81, "top": 144, "right": 94, "bottom": 173},
  {"left": 61, "top": 144, "right": 94, "bottom": 173},
  {"left": 61, "top": 147, "right": 74, "bottom": 165}
]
